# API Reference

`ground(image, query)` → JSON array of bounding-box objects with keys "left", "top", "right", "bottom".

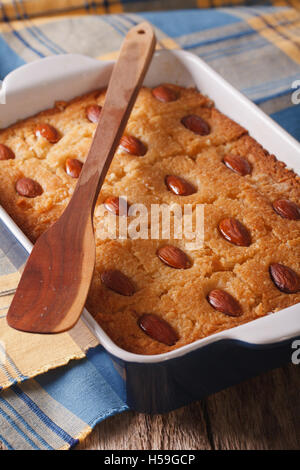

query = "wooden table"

[
  {"left": 75, "top": 364, "right": 299, "bottom": 450},
  {"left": 0, "top": 364, "right": 299, "bottom": 450}
]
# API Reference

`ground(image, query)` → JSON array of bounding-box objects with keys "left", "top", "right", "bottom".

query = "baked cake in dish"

[{"left": 0, "top": 84, "right": 299, "bottom": 355}]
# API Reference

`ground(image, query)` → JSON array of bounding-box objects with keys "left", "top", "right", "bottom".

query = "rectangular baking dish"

[{"left": 0, "top": 51, "right": 299, "bottom": 413}]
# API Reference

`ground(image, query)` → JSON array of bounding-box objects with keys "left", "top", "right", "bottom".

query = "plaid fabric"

[
  {"left": 0, "top": 217, "right": 100, "bottom": 390},
  {"left": 0, "top": 348, "right": 128, "bottom": 450},
  {"left": 0, "top": 2, "right": 299, "bottom": 450},
  {"left": 0, "top": 5, "right": 299, "bottom": 138},
  {"left": 0, "top": 1, "right": 299, "bottom": 22}
]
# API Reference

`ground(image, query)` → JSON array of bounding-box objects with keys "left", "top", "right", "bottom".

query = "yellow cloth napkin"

[{"left": 0, "top": 235, "right": 99, "bottom": 389}]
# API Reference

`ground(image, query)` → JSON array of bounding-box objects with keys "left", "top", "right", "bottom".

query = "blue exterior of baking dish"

[{"left": 99, "top": 336, "right": 300, "bottom": 414}]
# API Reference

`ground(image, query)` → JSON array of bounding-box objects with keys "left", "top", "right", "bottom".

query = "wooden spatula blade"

[{"left": 7, "top": 216, "right": 95, "bottom": 333}]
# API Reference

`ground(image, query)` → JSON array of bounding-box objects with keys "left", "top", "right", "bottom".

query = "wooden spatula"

[{"left": 7, "top": 22, "right": 156, "bottom": 334}]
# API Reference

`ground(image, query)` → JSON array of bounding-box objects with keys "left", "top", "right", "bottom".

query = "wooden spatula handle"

[{"left": 67, "top": 22, "right": 156, "bottom": 216}]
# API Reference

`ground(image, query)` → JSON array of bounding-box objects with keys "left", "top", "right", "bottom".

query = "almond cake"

[{"left": 0, "top": 84, "right": 299, "bottom": 354}]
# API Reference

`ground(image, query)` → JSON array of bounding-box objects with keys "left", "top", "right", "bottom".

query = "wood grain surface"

[
  {"left": 0, "top": 364, "right": 299, "bottom": 450},
  {"left": 74, "top": 364, "right": 299, "bottom": 450}
]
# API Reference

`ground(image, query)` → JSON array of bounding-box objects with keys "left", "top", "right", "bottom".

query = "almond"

[
  {"left": 269, "top": 263, "right": 300, "bottom": 293},
  {"left": 219, "top": 218, "right": 251, "bottom": 246},
  {"left": 119, "top": 135, "right": 147, "bottom": 156},
  {"left": 207, "top": 289, "right": 242, "bottom": 317},
  {"left": 138, "top": 313, "right": 179, "bottom": 346},
  {"left": 86, "top": 104, "right": 102, "bottom": 123},
  {"left": 152, "top": 85, "right": 177, "bottom": 103},
  {"left": 181, "top": 115, "right": 210, "bottom": 135},
  {"left": 35, "top": 123, "right": 60, "bottom": 143},
  {"left": 223, "top": 154, "right": 251, "bottom": 176},
  {"left": 101, "top": 269, "right": 135, "bottom": 296},
  {"left": 157, "top": 245, "right": 191, "bottom": 269},
  {"left": 104, "top": 196, "right": 128, "bottom": 216},
  {"left": 165, "top": 175, "right": 196, "bottom": 196},
  {"left": 15, "top": 177, "right": 43, "bottom": 198},
  {"left": 0, "top": 143, "right": 15, "bottom": 160},
  {"left": 272, "top": 199, "right": 300, "bottom": 220},
  {"left": 65, "top": 158, "right": 83, "bottom": 178}
]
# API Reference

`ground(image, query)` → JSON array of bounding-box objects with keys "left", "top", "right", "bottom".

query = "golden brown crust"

[
  {"left": 225, "top": 135, "right": 300, "bottom": 200},
  {"left": 0, "top": 85, "right": 299, "bottom": 355}
]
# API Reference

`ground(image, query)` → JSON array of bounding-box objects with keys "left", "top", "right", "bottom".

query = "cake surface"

[{"left": 0, "top": 84, "right": 299, "bottom": 355}]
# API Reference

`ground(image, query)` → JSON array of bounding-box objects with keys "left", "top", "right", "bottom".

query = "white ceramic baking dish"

[{"left": 0, "top": 51, "right": 299, "bottom": 412}]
